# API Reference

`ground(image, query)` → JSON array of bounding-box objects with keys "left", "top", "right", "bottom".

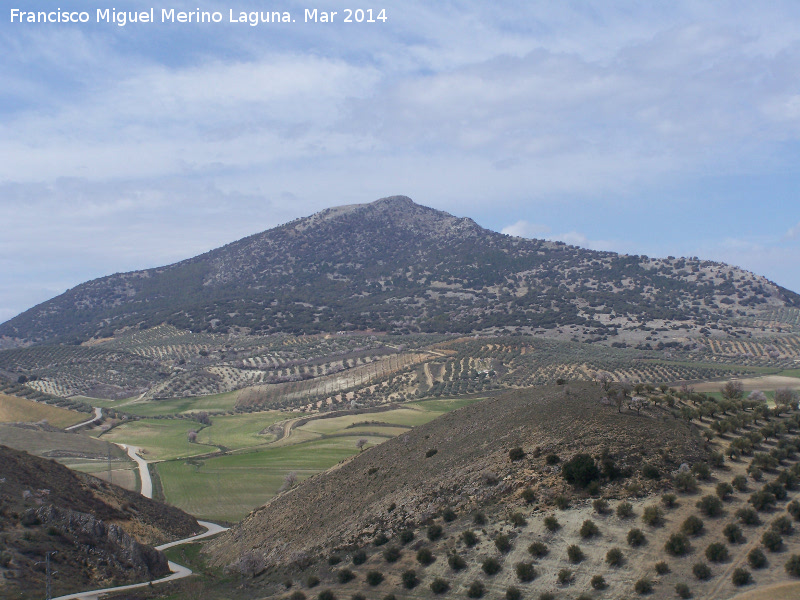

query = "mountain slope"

[{"left": 1, "top": 196, "right": 797, "bottom": 345}]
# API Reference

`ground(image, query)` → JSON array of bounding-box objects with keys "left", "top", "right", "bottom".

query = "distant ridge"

[{"left": 1, "top": 196, "right": 797, "bottom": 345}]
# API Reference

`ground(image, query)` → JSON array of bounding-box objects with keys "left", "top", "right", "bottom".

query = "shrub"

[
  {"left": 328, "top": 555, "right": 341, "bottom": 566},
  {"left": 580, "top": 519, "right": 600, "bottom": 538},
  {"left": 628, "top": 528, "right": 646, "bottom": 547},
  {"left": 606, "top": 547, "right": 624, "bottom": 566},
  {"left": 515, "top": 561, "right": 536, "bottom": 582},
  {"left": 736, "top": 507, "right": 761, "bottom": 526},
  {"left": 543, "top": 515, "right": 561, "bottom": 531},
  {"left": 716, "top": 482, "right": 734, "bottom": 501},
  {"left": 383, "top": 547, "right": 401, "bottom": 563},
  {"left": 692, "top": 562, "right": 711, "bottom": 580},
  {"left": 567, "top": 544, "right": 584, "bottom": 563},
  {"left": 593, "top": 498, "right": 610, "bottom": 514},
  {"left": 510, "top": 512, "right": 527, "bottom": 527},
  {"left": 554, "top": 494, "right": 571, "bottom": 510},
  {"left": 473, "top": 512, "right": 487, "bottom": 525},
  {"left": 307, "top": 576, "right": 320, "bottom": 588},
  {"left": 732, "top": 475, "right": 748, "bottom": 492},
  {"left": 545, "top": 453, "right": 560, "bottom": 465},
  {"left": 447, "top": 553, "right": 466, "bottom": 570},
  {"left": 373, "top": 533, "right": 389, "bottom": 546},
  {"left": 675, "top": 583, "right": 692, "bottom": 599},
  {"left": 351, "top": 550, "right": 366, "bottom": 565},
  {"left": 696, "top": 495, "right": 724, "bottom": 517},
  {"left": 291, "top": 592, "right": 307, "bottom": 600},
  {"left": 674, "top": 471, "right": 699, "bottom": 494},
  {"left": 557, "top": 568, "right": 574, "bottom": 585},
  {"left": 416, "top": 548, "right": 434, "bottom": 565},
  {"left": 634, "top": 578, "right": 653, "bottom": 594},
  {"left": 427, "top": 524, "right": 443, "bottom": 541},
  {"left": 710, "top": 451, "right": 725, "bottom": 468},
  {"left": 442, "top": 507, "right": 457, "bottom": 522},
  {"left": 562, "top": 453, "right": 601, "bottom": 488},
  {"left": 316, "top": 591, "right": 335, "bottom": 600},
  {"left": 693, "top": 462, "right": 712, "bottom": 480},
  {"left": 750, "top": 490, "right": 777, "bottom": 511},
  {"left": 642, "top": 505, "right": 664, "bottom": 526},
  {"left": 495, "top": 534, "right": 512, "bottom": 553},
  {"left": 706, "top": 542, "right": 729, "bottom": 563},
  {"left": 661, "top": 493, "right": 679, "bottom": 508},
  {"left": 482, "top": 557, "right": 501, "bottom": 575},
  {"left": 732, "top": 568, "right": 752, "bottom": 586},
  {"left": 366, "top": 571, "right": 384, "bottom": 586},
  {"left": 425, "top": 448, "right": 438, "bottom": 458},
  {"left": 462, "top": 530, "right": 478, "bottom": 547},
  {"left": 748, "top": 547, "right": 767, "bottom": 569},
  {"left": 786, "top": 554, "right": 800, "bottom": 577},
  {"left": 654, "top": 561, "right": 670, "bottom": 575},
  {"left": 665, "top": 533, "right": 690, "bottom": 556},
  {"left": 521, "top": 487, "right": 536, "bottom": 504},
  {"left": 617, "top": 501, "right": 635, "bottom": 517},
  {"left": 762, "top": 529, "right": 783, "bottom": 552},
  {"left": 772, "top": 515, "right": 794, "bottom": 535},
  {"left": 789, "top": 500, "right": 800, "bottom": 521},
  {"left": 682, "top": 515, "right": 705, "bottom": 536},
  {"left": 336, "top": 569, "right": 355, "bottom": 584},
  {"left": 536, "top": 593, "right": 554, "bottom": 600},
  {"left": 429, "top": 578, "right": 449, "bottom": 595},
  {"left": 591, "top": 574, "right": 607, "bottom": 589},
  {"left": 466, "top": 581, "right": 485, "bottom": 598},
  {"left": 723, "top": 523, "right": 744, "bottom": 544},
  {"left": 528, "top": 541, "right": 548, "bottom": 557},
  {"left": 506, "top": 587, "right": 522, "bottom": 600},
  {"left": 509, "top": 447, "right": 526, "bottom": 461},
  {"left": 401, "top": 570, "right": 418, "bottom": 589},
  {"left": 642, "top": 464, "right": 661, "bottom": 480}
]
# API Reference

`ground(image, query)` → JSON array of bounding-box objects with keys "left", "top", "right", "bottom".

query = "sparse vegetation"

[{"left": 606, "top": 547, "right": 624, "bottom": 566}]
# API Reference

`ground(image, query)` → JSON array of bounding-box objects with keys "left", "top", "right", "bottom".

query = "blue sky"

[{"left": 2, "top": 1, "right": 800, "bottom": 324}]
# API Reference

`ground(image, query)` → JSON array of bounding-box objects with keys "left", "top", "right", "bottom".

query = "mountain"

[
  {"left": 0, "top": 445, "right": 202, "bottom": 599},
  {"left": 1, "top": 196, "right": 798, "bottom": 346}
]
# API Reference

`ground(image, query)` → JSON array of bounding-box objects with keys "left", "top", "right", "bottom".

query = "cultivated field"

[{"left": 0, "top": 393, "right": 87, "bottom": 428}]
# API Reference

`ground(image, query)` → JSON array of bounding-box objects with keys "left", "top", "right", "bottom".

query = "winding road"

[
  {"left": 50, "top": 439, "right": 228, "bottom": 600},
  {"left": 65, "top": 407, "right": 103, "bottom": 431}
]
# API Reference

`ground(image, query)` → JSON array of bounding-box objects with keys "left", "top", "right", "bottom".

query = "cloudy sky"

[{"left": 2, "top": 1, "right": 800, "bottom": 324}]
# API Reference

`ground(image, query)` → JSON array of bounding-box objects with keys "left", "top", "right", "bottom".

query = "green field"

[
  {"left": 195, "top": 411, "right": 289, "bottom": 449},
  {"left": 101, "top": 418, "right": 211, "bottom": 460},
  {"left": 79, "top": 391, "right": 240, "bottom": 416},
  {"left": 157, "top": 435, "right": 387, "bottom": 521}
]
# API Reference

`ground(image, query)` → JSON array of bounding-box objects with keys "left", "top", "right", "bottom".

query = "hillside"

[
  {"left": 0, "top": 445, "right": 202, "bottom": 599},
  {"left": 2, "top": 196, "right": 797, "bottom": 346},
  {"left": 205, "top": 383, "right": 706, "bottom": 568}
]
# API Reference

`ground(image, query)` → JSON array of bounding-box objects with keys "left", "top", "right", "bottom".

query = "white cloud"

[
  {"left": 785, "top": 221, "right": 800, "bottom": 240},
  {"left": 501, "top": 220, "right": 550, "bottom": 238}
]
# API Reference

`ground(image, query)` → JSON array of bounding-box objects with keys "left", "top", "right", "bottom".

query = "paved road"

[
  {"left": 65, "top": 407, "right": 103, "bottom": 431},
  {"left": 117, "top": 443, "right": 152, "bottom": 499},
  {"left": 49, "top": 521, "right": 228, "bottom": 600}
]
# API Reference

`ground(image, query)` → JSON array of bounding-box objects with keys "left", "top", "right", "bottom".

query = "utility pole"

[{"left": 36, "top": 551, "right": 57, "bottom": 600}]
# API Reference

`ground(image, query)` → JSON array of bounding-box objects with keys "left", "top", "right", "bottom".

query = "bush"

[
  {"left": 509, "top": 447, "right": 525, "bottom": 461},
  {"left": 732, "top": 475, "right": 748, "bottom": 492},
  {"left": 580, "top": 519, "right": 600, "bottom": 538},
  {"left": 366, "top": 571, "right": 384, "bottom": 586},
  {"left": 425, "top": 448, "right": 438, "bottom": 458},
  {"left": 429, "top": 578, "right": 449, "bottom": 595},
  {"left": 328, "top": 555, "right": 341, "bottom": 565},
  {"left": 789, "top": 500, "right": 800, "bottom": 521},
  {"left": 723, "top": 522, "right": 744, "bottom": 544},
  {"left": 567, "top": 544, "right": 584, "bottom": 563},
  {"left": 591, "top": 574, "right": 607, "bottom": 589},
  {"left": 495, "top": 534, "right": 512, "bottom": 553},
  {"left": 706, "top": 542, "right": 729, "bottom": 563},
  {"left": 661, "top": 493, "right": 679, "bottom": 508},
  {"left": 373, "top": 532, "right": 388, "bottom": 546},
  {"left": 674, "top": 472, "right": 699, "bottom": 493},
  {"left": 482, "top": 557, "right": 501, "bottom": 575},
  {"left": 554, "top": 494, "right": 570, "bottom": 510},
  {"left": 732, "top": 567, "right": 752, "bottom": 586},
  {"left": 593, "top": 498, "right": 610, "bottom": 514},
  {"left": 634, "top": 578, "right": 653, "bottom": 594},
  {"left": 675, "top": 583, "right": 692, "bottom": 599},
  {"left": 642, "top": 464, "right": 661, "bottom": 480},
  {"left": 557, "top": 568, "right": 574, "bottom": 585},
  {"left": 307, "top": 576, "right": 320, "bottom": 588},
  {"left": 654, "top": 561, "right": 670, "bottom": 575},
  {"left": 682, "top": 515, "right": 705, "bottom": 536},
  {"left": 750, "top": 490, "right": 777, "bottom": 512},
  {"left": 399, "top": 529, "right": 414, "bottom": 544},
  {"left": 506, "top": 587, "right": 522, "bottom": 600},
  {"left": 545, "top": 453, "right": 560, "bottom": 465},
  {"left": 316, "top": 590, "right": 336, "bottom": 600},
  {"left": 737, "top": 507, "right": 761, "bottom": 526},
  {"left": 696, "top": 495, "right": 724, "bottom": 517},
  {"left": 606, "top": 547, "right": 624, "bottom": 566},
  {"left": 692, "top": 562, "right": 711, "bottom": 580},
  {"left": 748, "top": 547, "right": 767, "bottom": 569},
  {"left": 351, "top": 550, "right": 366, "bottom": 565},
  {"left": 716, "top": 482, "right": 734, "bottom": 501},
  {"left": 762, "top": 529, "right": 783, "bottom": 552},
  {"left": 427, "top": 524, "right": 443, "bottom": 541},
  {"left": 562, "top": 453, "right": 601, "bottom": 488},
  {"left": 537, "top": 593, "right": 554, "bottom": 600},
  {"left": 401, "top": 570, "right": 418, "bottom": 589},
  {"left": 473, "top": 512, "right": 487, "bottom": 525},
  {"left": 447, "top": 553, "right": 466, "bottom": 571},
  {"left": 543, "top": 515, "right": 561, "bottom": 531},
  {"left": 528, "top": 541, "right": 548, "bottom": 557},
  {"left": 665, "top": 533, "right": 690, "bottom": 556},
  {"left": 336, "top": 569, "right": 355, "bottom": 584},
  {"left": 442, "top": 507, "right": 457, "bottom": 522},
  {"left": 642, "top": 505, "right": 664, "bottom": 526},
  {"left": 617, "top": 501, "right": 635, "bottom": 518},
  {"left": 466, "top": 581, "right": 485, "bottom": 598},
  {"left": 693, "top": 462, "right": 712, "bottom": 480},
  {"left": 521, "top": 487, "right": 536, "bottom": 504},
  {"left": 515, "top": 561, "right": 536, "bottom": 582},
  {"left": 462, "top": 530, "right": 478, "bottom": 547},
  {"left": 416, "top": 548, "right": 434, "bottom": 565},
  {"left": 628, "top": 528, "right": 647, "bottom": 547},
  {"left": 786, "top": 554, "right": 800, "bottom": 577},
  {"left": 772, "top": 515, "right": 794, "bottom": 535},
  {"left": 383, "top": 547, "right": 401, "bottom": 563},
  {"left": 291, "top": 592, "right": 307, "bottom": 600},
  {"left": 510, "top": 512, "right": 527, "bottom": 527}
]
